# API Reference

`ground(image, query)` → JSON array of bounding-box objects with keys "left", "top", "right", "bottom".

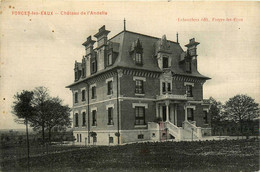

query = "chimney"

[
  {"left": 82, "top": 36, "right": 96, "bottom": 56},
  {"left": 185, "top": 38, "right": 200, "bottom": 57},
  {"left": 185, "top": 38, "right": 200, "bottom": 70},
  {"left": 94, "top": 25, "right": 110, "bottom": 48}
]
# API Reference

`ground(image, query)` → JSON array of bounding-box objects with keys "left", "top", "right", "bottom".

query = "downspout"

[
  {"left": 87, "top": 82, "right": 90, "bottom": 145},
  {"left": 117, "top": 70, "right": 120, "bottom": 145}
]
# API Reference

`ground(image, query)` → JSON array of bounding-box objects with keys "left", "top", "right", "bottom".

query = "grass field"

[{"left": 1, "top": 138, "right": 259, "bottom": 172}]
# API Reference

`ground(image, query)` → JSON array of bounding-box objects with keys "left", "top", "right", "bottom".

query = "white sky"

[{"left": 0, "top": 1, "right": 260, "bottom": 129}]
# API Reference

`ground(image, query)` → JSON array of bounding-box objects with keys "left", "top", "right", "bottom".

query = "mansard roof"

[
  {"left": 67, "top": 29, "right": 210, "bottom": 88},
  {"left": 110, "top": 30, "right": 209, "bottom": 79}
]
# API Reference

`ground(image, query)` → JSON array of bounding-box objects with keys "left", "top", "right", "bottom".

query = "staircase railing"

[
  {"left": 182, "top": 120, "right": 202, "bottom": 139},
  {"left": 165, "top": 122, "right": 182, "bottom": 140}
]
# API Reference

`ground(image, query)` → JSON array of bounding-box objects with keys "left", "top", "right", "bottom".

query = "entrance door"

[{"left": 162, "top": 106, "right": 166, "bottom": 121}]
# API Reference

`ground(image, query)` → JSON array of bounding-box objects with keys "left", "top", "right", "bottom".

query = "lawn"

[{"left": 1, "top": 138, "right": 259, "bottom": 172}]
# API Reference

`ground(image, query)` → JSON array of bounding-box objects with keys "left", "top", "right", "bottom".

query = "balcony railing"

[{"left": 156, "top": 93, "right": 187, "bottom": 100}]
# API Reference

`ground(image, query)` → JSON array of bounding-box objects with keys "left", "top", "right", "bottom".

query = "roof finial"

[
  {"left": 124, "top": 18, "right": 126, "bottom": 31},
  {"left": 176, "top": 32, "right": 179, "bottom": 43}
]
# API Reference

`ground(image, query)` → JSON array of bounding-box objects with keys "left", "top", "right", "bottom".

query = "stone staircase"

[{"left": 148, "top": 121, "right": 202, "bottom": 141}]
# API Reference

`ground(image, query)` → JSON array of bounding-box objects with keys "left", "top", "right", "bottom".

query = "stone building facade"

[{"left": 67, "top": 25, "right": 211, "bottom": 145}]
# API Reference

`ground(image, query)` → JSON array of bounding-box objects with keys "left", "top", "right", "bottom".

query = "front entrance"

[
  {"left": 162, "top": 106, "right": 166, "bottom": 121},
  {"left": 162, "top": 106, "right": 171, "bottom": 122}
]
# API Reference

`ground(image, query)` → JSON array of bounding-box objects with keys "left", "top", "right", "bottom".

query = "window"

[
  {"left": 108, "top": 107, "right": 113, "bottom": 125},
  {"left": 93, "top": 136, "right": 97, "bottom": 143},
  {"left": 162, "top": 82, "right": 166, "bottom": 94},
  {"left": 203, "top": 111, "right": 208, "bottom": 124},
  {"left": 138, "top": 134, "right": 144, "bottom": 139},
  {"left": 187, "top": 108, "right": 194, "bottom": 121},
  {"left": 167, "top": 83, "right": 171, "bottom": 92},
  {"left": 74, "top": 92, "right": 78, "bottom": 103},
  {"left": 80, "top": 134, "right": 82, "bottom": 142},
  {"left": 107, "top": 54, "right": 112, "bottom": 66},
  {"left": 135, "top": 80, "right": 144, "bottom": 94},
  {"left": 135, "top": 107, "right": 145, "bottom": 125},
  {"left": 91, "top": 86, "right": 96, "bottom": 99},
  {"left": 75, "top": 113, "right": 79, "bottom": 127},
  {"left": 75, "top": 71, "right": 78, "bottom": 81},
  {"left": 109, "top": 137, "right": 113, "bottom": 143},
  {"left": 77, "top": 134, "right": 79, "bottom": 142},
  {"left": 82, "top": 67, "right": 85, "bottom": 77},
  {"left": 186, "top": 60, "right": 191, "bottom": 73},
  {"left": 92, "top": 110, "right": 97, "bottom": 126},
  {"left": 186, "top": 85, "right": 193, "bottom": 97},
  {"left": 82, "top": 112, "right": 86, "bottom": 126},
  {"left": 107, "top": 81, "right": 113, "bottom": 95},
  {"left": 135, "top": 53, "right": 142, "bottom": 65},
  {"left": 91, "top": 60, "right": 97, "bottom": 74},
  {"left": 163, "top": 57, "right": 169, "bottom": 68},
  {"left": 82, "top": 90, "right": 86, "bottom": 101}
]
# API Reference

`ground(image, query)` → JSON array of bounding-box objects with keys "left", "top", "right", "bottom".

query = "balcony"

[{"left": 156, "top": 93, "right": 187, "bottom": 101}]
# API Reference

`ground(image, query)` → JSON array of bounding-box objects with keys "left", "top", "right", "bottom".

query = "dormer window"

[
  {"left": 186, "top": 60, "right": 191, "bottom": 73},
  {"left": 130, "top": 38, "right": 143, "bottom": 66},
  {"left": 107, "top": 53, "right": 113, "bottom": 66},
  {"left": 91, "top": 59, "right": 97, "bottom": 74},
  {"left": 163, "top": 57, "right": 169, "bottom": 68},
  {"left": 135, "top": 52, "right": 142, "bottom": 65}
]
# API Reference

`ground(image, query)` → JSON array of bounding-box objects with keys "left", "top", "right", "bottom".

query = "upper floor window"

[
  {"left": 92, "top": 110, "right": 97, "bottom": 126},
  {"left": 135, "top": 80, "right": 144, "bottom": 94},
  {"left": 108, "top": 107, "right": 113, "bottom": 125},
  {"left": 91, "top": 86, "right": 96, "bottom": 99},
  {"left": 185, "top": 60, "right": 191, "bottom": 73},
  {"left": 187, "top": 108, "right": 194, "bottom": 121},
  {"left": 163, "top": 57, "right": 169, "bottom": 68},
  {"left": 82, "top": 112, "right": 86, "bottom": 126},
  {"left": 135, "top": 53, "right": 142, "bottom": 65},
  {"left": 82, "top": 90, "right": 86, "bottom": 101},
  {"left": 162, "top": 82, "right": 171, "bottom": 94},
  {"left": 107, "top": 54, "right": 113, "bottom": 66},
  {"left": 75, "top": 113, "right": 79, "bottom": 127},
  {"left": 107, "top": 81, "right": 113, "bottom": 95},
  {"left": 167, "top": 83, "right": 171, "bottom": 92},
  {"left": 74, "top": 92, "right": 78, "bottom": 103},
  {"left": 186, "top": 85, "right": 193, "bottom": 97},
  {"left": 162, "top": 82, "right": 166, "bottom": 94},
  {"left": 135, "top": 106, "right": 145, "bottom": 125}
]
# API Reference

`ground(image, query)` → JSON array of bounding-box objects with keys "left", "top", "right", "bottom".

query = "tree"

[
  {"left": 44, "top": 97, "right": 71, "bottom": 142},
  {"left": 30, "top": 86, "right": 50, "bottom": 143},
  {"left": 12, "top": 90, "right": 34, "bottom": 170},
  {"left": 223, "top": 94, "right": 259, "bottom": 134},
  {"left": 209, "top": 97, "right": 224, "bottom": 125},
  {"left": 13, "top": 87, "right": 72, "bottom": 144}
]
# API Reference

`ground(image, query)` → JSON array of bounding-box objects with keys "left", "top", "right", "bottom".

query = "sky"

[{"left": 0, "top": 1, "right": 260, "bottom": 129}]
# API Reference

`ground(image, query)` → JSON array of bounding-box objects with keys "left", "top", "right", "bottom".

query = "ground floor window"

[
  {"left": 138, "top": 134, "right": 144, "bottom": 139},
  {"left": 135, "top": 106, "right": 145, "bottom": 125},
  {"left": 92, "top": 110, "right": 97, "bottom": 126},
  {"left": 203, "top": 111, "right": 208, "bottom": 124},
  {"left": 109, "top": 137, "right": 113, "bottom": 143},
  {"left": 93, "top": 136, "right": 97, "bottom": 143}
]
